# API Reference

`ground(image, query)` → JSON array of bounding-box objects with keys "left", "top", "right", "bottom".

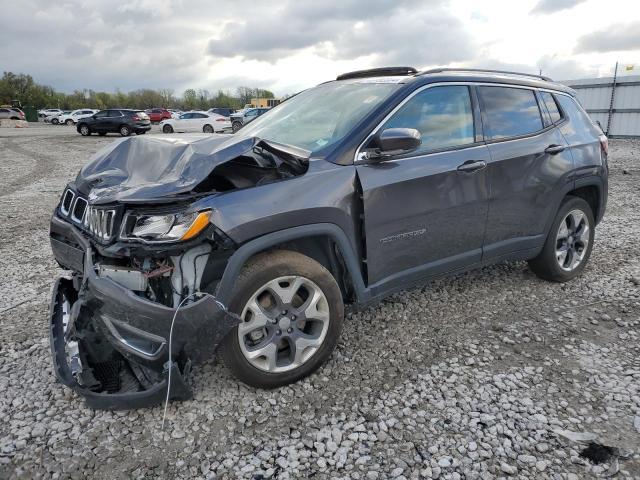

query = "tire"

[
  {"left": 98, "top": 132, "right": 107, "bottom": 136},
  {"left": 203, "top": 124, "right": 214, "bottom": 133},
  {"left": 119, "top": 125, "right": 131, "bottom": 137},
  {"left": 220, "top": 250, "right": 344, "bottom": 388},
  {"left": 528, "top": 196, "right": 595, "bottom": 282},
  {"left": 52, "top": 118, "right": 59, "bottom": 125},
  {"left": 78, "top": 124, "right": 91, "bottom": 136},
  {"left": 65, "top": 119, "right": 74, "bottom": 126},
  {"left": 162, "top": 124, "right": 173, "bottom": 134},
  {"left": 232, "top": 121, "right": 243, "bottom": 133}
]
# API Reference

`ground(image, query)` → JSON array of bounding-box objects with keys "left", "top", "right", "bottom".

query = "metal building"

[{"left": 561, "top": 74, "right": 640, "bottom": 138}]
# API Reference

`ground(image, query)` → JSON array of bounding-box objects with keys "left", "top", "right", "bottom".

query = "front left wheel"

[
  {"left": 220, "top": 250, "right": 344, "bottom": 389},
  {"left": 79, "top": 125, "right": 91, "bottom": 136}
]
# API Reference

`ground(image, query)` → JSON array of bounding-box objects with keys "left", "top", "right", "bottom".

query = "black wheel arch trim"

[
  {"left": 215, "top": 223, "right": 368, "bottom": 305},
  {"left": 573, "top": 174, "right": 606, "bottom": 224}
]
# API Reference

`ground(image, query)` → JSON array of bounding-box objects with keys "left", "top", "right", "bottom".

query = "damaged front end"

[
  {"left": 48, "top": 134, "right": 309, "bottom": 409},
  {"left": 49, "top": 218, "right": 238, "bottom": 409}
]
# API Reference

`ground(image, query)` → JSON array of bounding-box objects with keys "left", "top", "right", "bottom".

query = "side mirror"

[{"left": 367, "top": 128, "right": 421, "bottom": 160}]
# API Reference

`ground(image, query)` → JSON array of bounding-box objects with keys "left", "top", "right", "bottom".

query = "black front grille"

[{"left": 58, "top": 188, "right": 119, "bottom": 243}]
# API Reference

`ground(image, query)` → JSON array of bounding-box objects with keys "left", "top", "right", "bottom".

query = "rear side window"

[
  {"left": 479, "top": 86, "right": 543, "bottom": 139},
  {"left": 382, "top": 85, "right": 474, "bottom": 154},
  {"left": 554, "top": 94, "right": 594, "bottom": 131},
  {"left": 540, "top": 92, "right": 562, "bottom": 123}
]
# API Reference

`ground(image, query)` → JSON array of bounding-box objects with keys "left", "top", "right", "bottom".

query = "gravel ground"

[{"left": 0, "top": 127, "right": 639, "bottom": 479}]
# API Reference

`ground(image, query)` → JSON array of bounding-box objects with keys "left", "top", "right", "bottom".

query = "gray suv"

[{"left": 49, "top": 67, "right": 608, "bottom": 409}]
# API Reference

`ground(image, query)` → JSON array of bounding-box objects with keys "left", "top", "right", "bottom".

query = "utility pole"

[{"left": 606, "top": 61, "right": 618, "bottom": 136}]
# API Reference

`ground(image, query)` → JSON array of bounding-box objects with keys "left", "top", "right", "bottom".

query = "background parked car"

[
  {"left": 0, "top": 107, "right": 25, "bottom": 120},
  {"left": 57, "top": 109, "right": 98, "bottom": 125},
  {"left": 146, "top": 108, "right": 172, "bottom": 123},
  {"left": 38, "top": 108, "right": 63, "bottom": 118},
  {"left": 47, "top": 110, "right": 71, "bottom": 124},
  {"left": 76, "top": 109, "right": 151, "bottom": 137},
  {"left": 207, "top": 107, "right": 235, "bottom": 117},
  {"left": 160, "top": 111, "right": 230, "bottom": 133},
  {"left": 230, "top": 107, "right": 269, "bottom": 132},
  {"left": 168, "top": 109, "right": 183, "bottom": 119}
]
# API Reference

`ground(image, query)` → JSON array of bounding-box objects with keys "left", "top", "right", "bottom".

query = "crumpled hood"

[{"left": 76, "top": 134, "right": 261, "bottom": 204}]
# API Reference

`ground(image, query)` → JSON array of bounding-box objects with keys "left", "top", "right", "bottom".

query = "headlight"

[{"left": 121, "top": 210, "right": 211, "bottom": 242}]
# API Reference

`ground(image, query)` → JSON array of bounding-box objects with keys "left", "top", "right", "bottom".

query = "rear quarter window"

[
  {"left": 540, "top": 92, "right": 562, "bottom": 123},
  {"left": 479, "top": 86, "right": 543, "bottom": 140},
  {"left": 554, "top": 94, "right": 594, "bottom": 130}
]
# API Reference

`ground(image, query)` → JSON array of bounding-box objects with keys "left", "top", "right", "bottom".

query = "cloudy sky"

[{"left": 1, "top": 0, "right": 639, "bottom": 96}]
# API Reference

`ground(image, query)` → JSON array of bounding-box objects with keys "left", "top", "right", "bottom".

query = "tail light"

[
  {"left": 131, "top": 114, "right": 140, "bottom": 121},
  {"left": 216, "top": 118, "right": 226, "bottom": 122},
  {"left": 599, "top": 134, "right": 609, "bottom": 156}
]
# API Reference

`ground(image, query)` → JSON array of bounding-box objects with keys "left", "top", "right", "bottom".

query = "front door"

[{"left": 356, "top": 85, "right": 491, "bottom": 287}]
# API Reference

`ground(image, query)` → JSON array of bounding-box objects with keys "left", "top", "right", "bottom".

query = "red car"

[{"left": 146, "top": 108, "right": 172, "bottom": 123}]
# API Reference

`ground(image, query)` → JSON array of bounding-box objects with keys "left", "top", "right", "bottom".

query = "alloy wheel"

[
  {"left": 238, "top": 276, "right": 330, "bottom": 373},
  {"left": 80, "top": 126, "right": 89, "bottom": 136},
  {"left": 555, "top": 209, "right": 590, "bottom": 271}
]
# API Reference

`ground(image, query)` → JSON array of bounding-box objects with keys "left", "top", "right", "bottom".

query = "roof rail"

[
  {"left": 337, "top": 66, "right": 418, "bottom": 81},
  {"left": 419, "top": 68, "right": 553, "bottom": 82}
]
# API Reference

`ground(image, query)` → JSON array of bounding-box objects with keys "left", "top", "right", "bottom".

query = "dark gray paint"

[
  {"left": 356, "top": 144, "right": 491, "bottom": 284},
  {"left": 52, "top": 72, "right": 607, "bottom": 320}
]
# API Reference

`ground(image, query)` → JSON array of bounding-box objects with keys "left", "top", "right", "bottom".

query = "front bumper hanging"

[{"left": 48, "top": 217, "right": 239, "bottom": 410}]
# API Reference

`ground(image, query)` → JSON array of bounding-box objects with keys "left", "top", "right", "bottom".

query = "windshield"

[{"left": 237, "top": 81, "right": 400, "bottom": 153}]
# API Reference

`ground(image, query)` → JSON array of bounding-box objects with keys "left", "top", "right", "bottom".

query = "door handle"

[
  {"left": 457, "top": 160, "right": 487, "bottom": 173},
  {"left": 545, "top": 144, "right": 566, "bottom": 154}
]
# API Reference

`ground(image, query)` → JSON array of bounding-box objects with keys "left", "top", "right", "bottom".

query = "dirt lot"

[{"left": 0, "top": 125, "right": 639, "bottom": 479}]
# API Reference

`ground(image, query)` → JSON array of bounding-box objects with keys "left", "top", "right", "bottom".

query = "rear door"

[
  {"left": 356, "top": 84, "right": 491, "bottom": 287},
  {"left": 478, "top": 85, "right": 574, "bottom": 260}
]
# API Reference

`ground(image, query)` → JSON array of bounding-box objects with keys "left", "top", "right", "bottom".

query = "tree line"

[{"left": 0, "top": 71, "right": 276, "bottom": 110}]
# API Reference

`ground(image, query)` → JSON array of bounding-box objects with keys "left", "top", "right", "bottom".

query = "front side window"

[
  {"left": 381, "top": 85, "right": 475, "bottom": 154},
  {"left": 540, "top": 92, "right": 562, "bottom": 123},
  {"left": 479, "top": 86, "right": 543, "bottom": 139}
]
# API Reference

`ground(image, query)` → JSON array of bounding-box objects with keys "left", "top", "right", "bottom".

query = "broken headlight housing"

[{"left": 120, "top": 210, "right": 211, "bottom": 243}]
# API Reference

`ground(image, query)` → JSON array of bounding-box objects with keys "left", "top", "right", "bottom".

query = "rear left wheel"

[
  {"left": 65, "top": 119, "right": 74, "bottom": 126},
  {"left": 203, "top": 124, "right": 214, "bottom": 133},
  {"left": 528, "top": 196, "right": 595, "bottom": 282},
  {"left": 119, "top": 125, "right": 131, "bottom": 137},
  {"left": 220, "top": 250, "right": 344, "bottom": 388}
]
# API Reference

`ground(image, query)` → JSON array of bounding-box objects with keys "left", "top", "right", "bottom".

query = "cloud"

[
  {"left": 531, "top": 0, "right": 586, "bottom": 14},
  {"left": 64, "top": 42, "right": 92, "bottom": 59},
  {"left": 0, "top": 0, "right": 636, "bottom": 96},
  {"left": 575, "top": 21, "right": 640, "bottom": 53},
  {"left": 206, "top": 0, "right": 473, "bottom": 69}
]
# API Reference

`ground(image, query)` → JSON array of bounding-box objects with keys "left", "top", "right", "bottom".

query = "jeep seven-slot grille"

[
  {"left": 84, "top": 206, "right": 116, "bottom": 241},
  {"left": 58, "top": 189, "right": 117, "bottom": 242}
]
